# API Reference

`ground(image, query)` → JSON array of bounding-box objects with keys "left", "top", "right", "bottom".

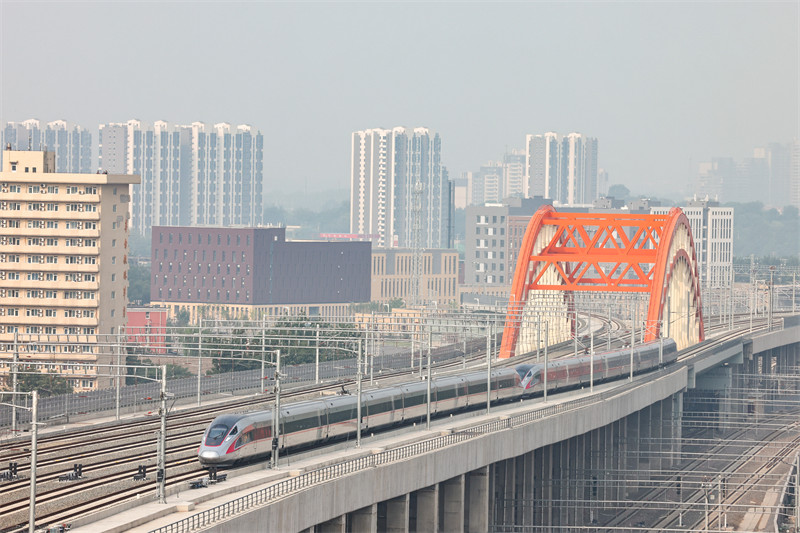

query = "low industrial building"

[{"left": 149, "top": 226, "right": 371, "bottom": 323}]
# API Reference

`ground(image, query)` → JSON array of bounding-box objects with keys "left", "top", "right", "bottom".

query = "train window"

[
  {"left": 468, "top": 382, "right": 487, "bottom": 395},
  {"left": 205, "top": 424, "right": 229, "bottom": 446},
  {"left": 437, "top": 385, "right": 457, "bottom": 400},
  {"left": 229, "top": 426, "right": 238, "bottom": 436},
  {"left": 404, "top": 391, "right": 425, "bottom": 407},
  {"left": 235, "top": 431, "right": 254, "bottom": 449},
  {"left": 369, "top": 400, "right": 392, "bottom": 414}
]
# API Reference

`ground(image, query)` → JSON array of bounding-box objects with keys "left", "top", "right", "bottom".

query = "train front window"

[{"left": 205, "top": 424, "right": 229, "bottom": 446}]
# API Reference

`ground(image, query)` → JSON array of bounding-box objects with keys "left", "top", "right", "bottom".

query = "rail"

[
  {"left": 149, "top": 364, "right": 681, "bottom": 533},
  {"left": 0, "top": 338, "right": 481, "bottom": 428}
]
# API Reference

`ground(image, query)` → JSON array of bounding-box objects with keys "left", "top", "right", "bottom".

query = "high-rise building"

[
  {"left": 694, "top": 141, "right": 799, "bottom": 208},
  {"left": 99, "top": 120, "right": 264, "bottom": 236},
  {"left": 2, "top": 120, "right": 92, "bottom": 174},
  {"left": 525, "top": 132, "right": 599, "bottom": 204},
  {"left": 0, "top": 149, "right": 139, "bottom": 391},
  {"left": 350, "top": 127, "right": 451, "bottom": 249},
  {"left": 466, "top": 163, "right": 503, "bottom": 206},
  {"left": 503, "top": 149, "right": 526, "bottom": 199}
]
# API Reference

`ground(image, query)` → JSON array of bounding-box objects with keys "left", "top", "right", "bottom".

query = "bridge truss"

[{"left": 500, "top": 206, "right": 705, "bottom": 358}]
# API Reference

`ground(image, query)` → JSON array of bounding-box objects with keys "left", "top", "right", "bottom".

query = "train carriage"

[{"left": 198, "top": 339, "right": 679, "bottom": 467}]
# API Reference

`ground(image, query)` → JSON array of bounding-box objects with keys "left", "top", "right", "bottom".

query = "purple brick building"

[{"left": 150, "top": 226, "right": 370, "bottom": 322}]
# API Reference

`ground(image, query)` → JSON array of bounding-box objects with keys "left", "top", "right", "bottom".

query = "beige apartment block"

[
  {"left": 371, "top": 248, "right": 458, "bottom": 307},
  {"left": 0, "top": 149, "right": 139, "bottom": 391}
]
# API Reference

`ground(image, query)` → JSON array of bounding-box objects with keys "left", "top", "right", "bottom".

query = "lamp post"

[{"left": 486, "top": 327, "right": 492, "bottom": 414}]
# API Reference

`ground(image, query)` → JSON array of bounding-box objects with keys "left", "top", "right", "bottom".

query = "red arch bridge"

[{"left": 500, "top": 205, "right": 705, "bottom": 359}]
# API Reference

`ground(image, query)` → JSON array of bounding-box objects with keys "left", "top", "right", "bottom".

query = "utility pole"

[
  {"left": 157, "top": 365, "right": 167, "bottom": 504},
  {"left": 426, "top": 332, "right": 432, "bottom": 429},
  {"left": 315, "top": 324, "right": 320, "bottom": 384},
  {"left": 271, "top": 349, "right": 281, "bottom": 468},
  {"left": 357, "top": 339, "right": 363, "bottom": 446},
  {"left": 28, "top": 390, "right": 38, "bottom": 533},
  {"left": 196, "top": 317, "right": 203, "bottom": 406},
  {"left": 12, "top": 331, "right": 18, "bottom": 433},
  {"left": 630, "top": 324, "right": 635, "bottom": 382},
  {"left": 769, "top": 266, "right": 775, "bottom": 331},
  {"left": 536, "top": 312, "right": 541, "bottom": 361},
  {"left": 573, "top": 309, "right": 578, "bottom": 358},
  {"left": 590, "top": 317, "right": 594, "bottom": 392},
  {"left": 115, "top": 333, "right": 122, "bottom": 420},
  {"left": 543, "top": 323, "right": 549, "bottom": 403},
  {"left": 486, "top": 328, "right": 491, "bottom": 414}
]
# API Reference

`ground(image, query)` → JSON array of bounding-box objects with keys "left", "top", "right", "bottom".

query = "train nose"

[{"left": 199, "top": 450, "right": 220, "bottom": 462}]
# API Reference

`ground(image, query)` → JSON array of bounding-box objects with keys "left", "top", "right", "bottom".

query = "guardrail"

[{"left": 149, "top": 364, "right": 680, "bottom": 533}]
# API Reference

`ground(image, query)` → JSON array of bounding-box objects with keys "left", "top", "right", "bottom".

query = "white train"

[{"left": 198, "top": 339, "right": 677, "bottom": 467}]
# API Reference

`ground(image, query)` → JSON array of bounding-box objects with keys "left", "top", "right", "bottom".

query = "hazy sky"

[{"left": 1, "top": 1, "right": 797, "bottom": 202}]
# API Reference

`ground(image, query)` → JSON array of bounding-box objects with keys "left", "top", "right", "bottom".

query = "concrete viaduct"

[{"left": 126, "top": 318, "right": 800, "bottom": 533}]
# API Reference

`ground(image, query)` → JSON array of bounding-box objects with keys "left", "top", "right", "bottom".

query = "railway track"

[{"left": 0, "top": 314, "right": 780, "bottom": 531}]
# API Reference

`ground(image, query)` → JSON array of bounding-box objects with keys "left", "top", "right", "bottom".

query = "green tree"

[
  {"left": 14, "top": 367, "right": 73, "bottom": 396},
  {"left": 607, "top": 184, "right": 630, "bottom": 200},
  {"left": 125, "top": 355, "right": 193, "bottom": 384},
  {"left": 128, "top": 264, "right": 151, "bottom": 305}
]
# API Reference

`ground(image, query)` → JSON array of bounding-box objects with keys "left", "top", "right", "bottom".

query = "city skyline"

[{"left": 1, "top": 2, "right": 795, "bottom": 203}]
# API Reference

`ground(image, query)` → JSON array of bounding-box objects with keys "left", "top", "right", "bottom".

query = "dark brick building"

[{"left": 150, "top": 226, "right": 370, "bottom": 322}]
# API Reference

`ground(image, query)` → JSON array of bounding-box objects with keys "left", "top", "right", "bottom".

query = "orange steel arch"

[{"left": 500, "top": 206, "right": 704, "bottom": 358}]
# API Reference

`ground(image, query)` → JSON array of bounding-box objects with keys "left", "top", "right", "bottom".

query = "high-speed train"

[{"left": 198, "top": 339, "right": 677, "bottom": 467}]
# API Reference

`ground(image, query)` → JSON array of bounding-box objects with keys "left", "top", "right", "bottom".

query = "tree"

[
  {"left": 125, "top": 355, "right": 193, "bottom": 384},
  {"left": 128, "top": 264, "right": 151, "bottom": 305},
  {"left": 14, "top": 367, "right": 73, "bottom": 396},
  {"left": 607, "top": 184, "right": 630, "bottom": 199}
]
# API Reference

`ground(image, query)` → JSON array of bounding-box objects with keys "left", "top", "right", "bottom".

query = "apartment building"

[
  {"left": 350, "top": 127, "right": 452, "bottom": 249},
  {"left": 99, "top": 120, "right": 264, "bottom": 235},
  {"left": 525, "top": 132, "right": 599, "bottom": 204},
  {"left": 2, "top": 119, "right": 92, "bottom": 174},
  {"left": 0, "top": 149, "right": 139, "bottom": 390}
]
